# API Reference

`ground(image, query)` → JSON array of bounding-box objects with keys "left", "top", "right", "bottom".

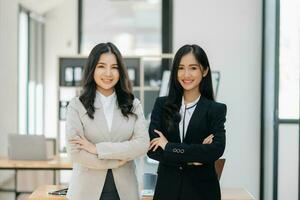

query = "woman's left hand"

[
  {"left": 69, "top": 135, "right": 97, "bottom": 155},
  {"left": 149, "top": 129, "right": 168, "bottom": 151}
]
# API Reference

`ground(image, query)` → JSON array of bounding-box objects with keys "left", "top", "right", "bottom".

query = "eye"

[
  {"left": 191, "top": 66, "right": 198, "bottom": 70},
  {"left": 112, "top": 65, "right": 119, "bottom": 69},
  {"left": 178, "top": 66, "right": 184, "bottom": 70},
  {"left": 96, "top": 65, "right": 105, "bottom": 68}
]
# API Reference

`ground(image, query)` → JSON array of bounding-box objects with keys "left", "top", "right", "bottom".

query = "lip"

[
  {"left": 101, "top": 79, "right": 114, "bottom": 83},
  {"left": 182, "top": 80, "right": 193, "bottom": 84}
]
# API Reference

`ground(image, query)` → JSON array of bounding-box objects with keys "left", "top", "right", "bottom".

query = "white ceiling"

[{"left": 19, "top": 0, "right": 64, "bottom": 15}]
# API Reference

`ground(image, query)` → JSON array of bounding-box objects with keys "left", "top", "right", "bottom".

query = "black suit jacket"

[{"left": 147, "top": 96, "right": 227, "bottom": 200}]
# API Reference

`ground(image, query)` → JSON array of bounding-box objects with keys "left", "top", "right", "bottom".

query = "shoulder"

[
  {"left": 204, "top": 98, "right": 227, "bottom": 116},
  {"left": 149, "top": 96, "right": 167, "bottom": 115},
  {"left": 154, "top": 96, "right": 168, "bottom": 107},
  {"left": 132, "top": 98, "right": 144, "bottom": 115},
  {"left": 211, "top": 101, "right": 227, "bottom": 111},
  {"left": 133, "top": 98, "right": 141, "bottom": 108},
  {"left": 68, "top": 97, "right": 87, "bottom": 116},
  {"left": 68, "top": 97, "right": 81, "bottom": 108}
]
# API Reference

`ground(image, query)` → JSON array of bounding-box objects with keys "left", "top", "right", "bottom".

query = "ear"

[{"left": 202, "top": 67, "right": 209, "bottom": 77}]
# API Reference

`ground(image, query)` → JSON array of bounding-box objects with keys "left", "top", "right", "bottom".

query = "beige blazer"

[{"left": 65, "top": 97, "right": 150, "bottom": 200}]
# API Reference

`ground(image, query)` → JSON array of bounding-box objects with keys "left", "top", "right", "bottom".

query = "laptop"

[{"left": 8, "top": 134, "right": 52, "bottom": 161}]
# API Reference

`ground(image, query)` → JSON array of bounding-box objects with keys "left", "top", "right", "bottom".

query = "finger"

[
  {"left": 203, "top": 135, "right": 213, "bottom": 143},
  {"left": 81, "top": 135, "right": 87, "bottom": 141},
  {"left": 151, "top": 141, "right": 160, "bottom": 151},
  {"left": 69, "top": 138, "right": 81, "bottom": 142},
  {"left": 203, "top": 137, "right": 210, "bottom": 144},
  {"left": 156, "top": 131, "right": 164, "bottom": 138},
  {"left": 149, "top": 140, "right": 159, "bottom": 150},
  {"left": 73, "top": 137, "right": 84, "bottom": 141},
  {"left": 149, "top": 140, "right": 157, "bottom": 149},
  {"left": 154, "top": 130, "right": 163, "bottom": 136},
  {"left": 150, "top": 138, "right": 160, "bottom": 144},
  {"left": 204, "top": 138, "right": 213, "bottom": 144},
  {"left": 205, "top": 134, "right": 213, "bottom": 140},
  {"left": 153, "top": 144, "right": 160, "bottom": 151},
  {"left": 208, "top": 134, "right": 214, "bottom": 139},
  {"left": 150, "top": 139, "right": 160, "bottom": 147},
  {"left": 149, "top": 142, "right": 155, "bottom": 150},
  {"left": 69, "top": 140, "right": 82, "bottom": 145}
]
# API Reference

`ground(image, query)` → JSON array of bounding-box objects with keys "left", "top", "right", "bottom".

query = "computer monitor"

[{"left": 8, "top": 134, "right": 50, "bottom": 161}]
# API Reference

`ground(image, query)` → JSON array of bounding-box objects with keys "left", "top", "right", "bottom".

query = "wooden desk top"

[
  {"left": 0, "top": 155, "right": 72, "bottom": 169},
  {"left": 29, "top": 185, "right": 67, "bottom": 200},
  {"left": 29, "top": 185, "right": 255, "bottom": 200}
]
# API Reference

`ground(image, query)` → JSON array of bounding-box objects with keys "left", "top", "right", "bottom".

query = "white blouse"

[
  {"left": 96, "top": 91, "right": 117, "bottom": 132},
  {"left": 179, "top": 95, "right": 200, "bottom": 142}
]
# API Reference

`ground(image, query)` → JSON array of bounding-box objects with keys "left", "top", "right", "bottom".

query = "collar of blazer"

[
  {"left": 93, "top": 97, "right": 124, "bottom": 136},
  {"left": 180, "top": 96, "right": 210, "bottom": 143},
  {"left": 75, "top": 97, "right": 124, "bottom": 140}
]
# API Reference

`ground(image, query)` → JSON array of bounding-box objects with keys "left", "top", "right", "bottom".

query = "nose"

[
  {"left": 183, "top": 68, "right": 191, "bottom": 77},
  {"left": 104, "top": 68, "right": 112, "bottom": 76}
]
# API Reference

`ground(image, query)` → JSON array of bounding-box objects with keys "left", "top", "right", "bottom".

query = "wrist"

[
  {"left": 92, "top": 145, "right": 98, "bottom": 155},
  {"left": 162, "top": 142, "right": 168, "bottom": 150}
]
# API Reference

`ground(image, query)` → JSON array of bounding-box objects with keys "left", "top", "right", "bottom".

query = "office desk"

[
  {"left": 0, "top": 155, "right": 72, "bottom": 199},
  {"left": 0, "top": 155, "right": 72, "bottom": 169},
  {"left": 29, "top": 185, "right": 255, "bottom": 200}
]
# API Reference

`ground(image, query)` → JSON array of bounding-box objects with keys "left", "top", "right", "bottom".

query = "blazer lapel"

[
  {"left": 110, "top": 105, "right": 123, "bottom": 136},
  {"left": 183, "top": 96, "right": 208, "bottom": 143},
  {"left": 93, "top": 100, "right": 110, "bottom": 141},
  {"left": 173, "top": 124, "right": 181, "bottom": 143}
]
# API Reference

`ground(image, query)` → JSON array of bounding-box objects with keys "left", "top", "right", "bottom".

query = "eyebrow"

[
  {"left": 97, "top": 62, "right": 118, "bottom": 66},
  {"left": 179, "top": 64, "right": 200, "bottom": 67}
]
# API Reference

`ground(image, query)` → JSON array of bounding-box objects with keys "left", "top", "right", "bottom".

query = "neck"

[
  {"left": 96, "top": 87, "right": 114, "bottom": 97},
  {"left": 183, "top": 90, "right": 200, "bottom": 104}
]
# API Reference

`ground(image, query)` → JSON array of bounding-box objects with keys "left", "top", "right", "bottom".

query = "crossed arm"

[
  {"left": 66, "top": 103, "right": 126, "bottom": 170},
  {"left": 66, "top": 99, "right": 149, "bottom": 169},
  {"left": 147, "top": 98, "right": 227, "bottom": 165}
]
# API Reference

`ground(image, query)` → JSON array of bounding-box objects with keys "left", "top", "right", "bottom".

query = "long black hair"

[
  {"left": 164, "top": 44, "right": 214, "bottom": 130},
  {"left": 79, "top": 42, "right": 134, "bottom": 119}
]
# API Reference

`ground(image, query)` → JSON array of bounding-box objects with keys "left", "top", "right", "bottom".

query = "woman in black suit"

[{"left": 148, "top": 44, "right": 227, "bottom": 200}]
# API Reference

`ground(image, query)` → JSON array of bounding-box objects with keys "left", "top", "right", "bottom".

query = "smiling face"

[
  {"left": 93, "top": 53, "right": 120, "bottom": 96},
  {"left": 177, "top": 52, "right": 208, "bottom": 95}
]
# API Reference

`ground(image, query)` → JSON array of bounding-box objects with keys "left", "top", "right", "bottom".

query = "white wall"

[
  {"left": 0, "top": 0, "right": 18, "bottom": 156},
  {"left": 44, "top": 0, "right": 78, "bottom": 139},
  {"left": 0, "top": 0, "right": 19, "bottom": 198},
  {"left": 173, "top": 0, "right": 262, "bottom": 199}
]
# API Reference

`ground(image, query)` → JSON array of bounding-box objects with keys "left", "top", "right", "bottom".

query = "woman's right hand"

[
  {"left": 202, "top": 134, "right": 214, "bottom": 144},
  {"left": 190, "top": 134, "right": 214, "bottom": 166}
]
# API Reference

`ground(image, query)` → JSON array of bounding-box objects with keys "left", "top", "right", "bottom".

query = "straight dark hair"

[
  {"left": 79, "top": 42, "right": 134, "bottom": 119},
  {"left": 164, "top": 44, "right": 214, "bottom": 130}
]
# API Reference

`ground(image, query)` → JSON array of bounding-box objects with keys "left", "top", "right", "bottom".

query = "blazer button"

[{"left": 179, "top": 166, "right": 183, "bottom": 170}]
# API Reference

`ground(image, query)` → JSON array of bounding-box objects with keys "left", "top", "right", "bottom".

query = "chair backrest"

[{"left": 215, "top": 158, "right": 226, "bottom": 180}]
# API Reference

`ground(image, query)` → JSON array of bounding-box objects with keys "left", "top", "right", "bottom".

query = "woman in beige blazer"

[{"left": 66, "top": 43, "right": 149, "bottom": 200}]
